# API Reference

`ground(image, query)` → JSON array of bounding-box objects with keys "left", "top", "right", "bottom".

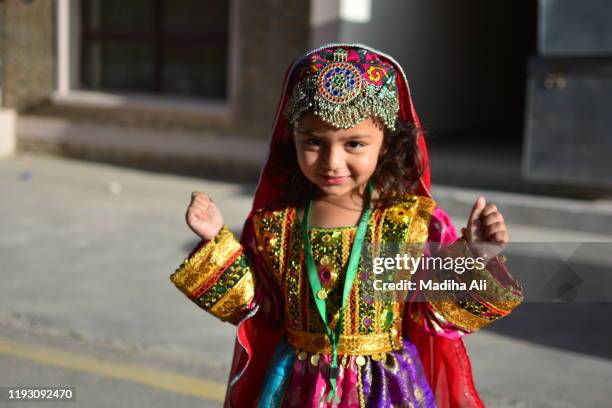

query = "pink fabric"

[
  {"left": 429, "top": 207, "right": 459, "bottom": 244},
  {"left": 421, "top": 208, "right": 470, "bottom": 340},
  {"left": 284, "top": 354, "right": 360, "bottom": 408}
]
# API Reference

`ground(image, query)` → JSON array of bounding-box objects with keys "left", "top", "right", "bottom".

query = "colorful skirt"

[{"left": 258, "top": 337, "right": 436, "bottom": 407}]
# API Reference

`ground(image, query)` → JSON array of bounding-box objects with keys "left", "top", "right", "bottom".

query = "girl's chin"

[
  {"left": 315, "top": 183, "right": 346, "bottom": 191},
  {"left": 316, "top": 183, "right": 362, "bottom": 196}
]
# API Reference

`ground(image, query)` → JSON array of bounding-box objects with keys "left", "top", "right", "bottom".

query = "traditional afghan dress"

[{"left": 170, "top": 44, "right": 523, "bottom": 408}]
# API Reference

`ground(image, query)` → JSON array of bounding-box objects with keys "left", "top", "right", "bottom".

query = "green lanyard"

[{"left": 302, "top": 181, "right": 373, "bottom": 403}]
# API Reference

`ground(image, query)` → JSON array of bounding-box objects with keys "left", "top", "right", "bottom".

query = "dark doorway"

[{"left": 427, "top": 1, "right": 540, "bottom": 193}]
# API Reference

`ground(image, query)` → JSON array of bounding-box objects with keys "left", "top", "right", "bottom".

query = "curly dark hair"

[{"left": 267, "top": 117, "right": 426, "bottom": 210}]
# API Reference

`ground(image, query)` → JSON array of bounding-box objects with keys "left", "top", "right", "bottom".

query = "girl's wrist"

[{"left": 199, "top": 224, "right": 225, "bottom": 243}]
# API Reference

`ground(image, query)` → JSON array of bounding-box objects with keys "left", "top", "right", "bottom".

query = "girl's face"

[{"left": 293, "top": 113, "right": 384, "bottom": 199}]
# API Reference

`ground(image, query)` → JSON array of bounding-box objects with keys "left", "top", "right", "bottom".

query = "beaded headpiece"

[{"left": 284, "top": 47, "right": 400, "bottom": 131}]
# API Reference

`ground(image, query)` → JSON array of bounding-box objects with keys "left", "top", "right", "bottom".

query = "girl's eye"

[
  {"left": 304, "top": 139, "right": 322, "bottom": 147},
  {"left": 346, "top": 141, "right": 365, "bottom": 149}
]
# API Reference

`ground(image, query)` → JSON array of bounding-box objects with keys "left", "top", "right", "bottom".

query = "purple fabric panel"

[{"left": 360, "top": 338, "right": 436, "bottom": 407}]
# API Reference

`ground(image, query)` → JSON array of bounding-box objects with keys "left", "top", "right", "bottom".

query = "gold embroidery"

[
  {"left": 252, "top": 210, "right": 288, "bottom": 283},
  {"left": 208, "top": 274, "right": 255, "bottom": 322},
  {"left": 428, "top": 301, "right": 491, "bottom": 332},
  {"left": 287, "top": 326, "right": 402, "bottom": 355},
  {"left": 357, "top": 360, "right": 366, "bottom": 408},
  {"left": 483, "top": 298, "right": 523, "bottom": 314},
  {"left": 170, "top": 226, "right": 241, "bottom": 294},
  {"left": 263, "top": 195, "right": 438, "bottom": 337},
  {"left": 375, "top": 195, "right": 435, "bottom": 332},
  {"left": 407, "top": 196, "right": 436, "bottom": 244},
  {"left": 443, "top": 239, "right": 523, "bottom": 313}
]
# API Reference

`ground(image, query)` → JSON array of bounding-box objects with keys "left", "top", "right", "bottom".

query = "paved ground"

[{"left": 0, "top": 154, "right": 611, "bottom": 407}]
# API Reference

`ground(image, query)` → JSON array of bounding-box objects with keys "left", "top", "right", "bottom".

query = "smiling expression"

[{"left": 293, "top": 113, "right": 385, "bottom": 198}]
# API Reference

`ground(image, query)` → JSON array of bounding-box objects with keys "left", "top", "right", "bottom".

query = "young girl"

[{"left": 171, "top": 44, "right": 523, "bottom": 407}]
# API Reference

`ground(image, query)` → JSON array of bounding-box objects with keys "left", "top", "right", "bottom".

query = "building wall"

[
  {"left": 2, "top": 0, "right": 55, "bottom": 111},
  {"left": 0, "top": 0, "right": 310, "bottom": 176},
  {"left": 337, "top": 0, "right": 535, "bottom": 135},
  {"left": 2, "top": 0, "right": 310, "bottom": 139},
  {"left": 236, "top": 0, "right": 311, "bottom": 138}
]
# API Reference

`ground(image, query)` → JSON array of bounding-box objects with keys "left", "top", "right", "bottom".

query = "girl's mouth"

[{"left": 320, "top": 175, "right": 350, "bottom": 185}]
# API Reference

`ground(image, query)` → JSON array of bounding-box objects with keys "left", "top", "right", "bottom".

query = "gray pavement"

[
  {"left": 1, "top": 154, "right": 611, "bottom": 407},
  {"left": 0, "top": 324, "right": 222, "bottom": 408}
]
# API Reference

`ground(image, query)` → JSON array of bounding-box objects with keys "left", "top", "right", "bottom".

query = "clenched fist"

[
  {"left": 463, "top": 196, "right": 509, "bottom": 262},
  {"left": 186, "top": 192, "right": 224, "bottom": 241}
]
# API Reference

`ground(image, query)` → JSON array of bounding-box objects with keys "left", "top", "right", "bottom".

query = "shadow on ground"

[{"left": 487, "top": 302, "right": 612, "bottom": 360}]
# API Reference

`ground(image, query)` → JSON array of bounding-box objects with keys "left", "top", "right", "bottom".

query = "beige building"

[
  {"left": 0, "top": 0, "right": 309, "bottom": 177},
  {"left": 1, "top": 1, "right": 544, "bottom": 187}
]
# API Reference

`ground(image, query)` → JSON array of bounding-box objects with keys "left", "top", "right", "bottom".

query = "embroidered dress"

[
  {"left": 170, "top": 44, "right": 524, "bottom": 407},
  {"left": 171, "top": 199, "right": 522, "bottom": 407}
]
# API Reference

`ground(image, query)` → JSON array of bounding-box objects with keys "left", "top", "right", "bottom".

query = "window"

[{"left": 79, "top": 0, "right": 229, "bottom": 100}]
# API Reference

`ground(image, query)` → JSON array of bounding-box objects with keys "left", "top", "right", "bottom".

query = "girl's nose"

[{"left": 324, "top": 146, "right": 344, "bottom": 171}]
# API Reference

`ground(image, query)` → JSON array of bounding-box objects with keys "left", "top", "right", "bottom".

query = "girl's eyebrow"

[
  {"left": 295, "top": 130, "right": 372, "bottom": 140},
  {"left": 342, "top": 134, "right": 372, "bottom": 140},
  {"left": 294, "top": 129, "right": 315, "bottom": 136}
]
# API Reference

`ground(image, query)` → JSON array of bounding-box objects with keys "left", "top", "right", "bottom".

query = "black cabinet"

[{"left": 524, "top": 58, "right": 612, "bottom": 187}]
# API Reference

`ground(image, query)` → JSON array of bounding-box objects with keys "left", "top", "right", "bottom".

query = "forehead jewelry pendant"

[{"left": 316, "top": 49, "right": 363, "bottom": 105}]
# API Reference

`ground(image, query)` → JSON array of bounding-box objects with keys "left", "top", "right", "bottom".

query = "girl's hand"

[
  {"left": 186, "top": 192, "right": 224, "bottom": 241},
  {"left": 463, "top": 196, "right": 509, "bottom": 262}
]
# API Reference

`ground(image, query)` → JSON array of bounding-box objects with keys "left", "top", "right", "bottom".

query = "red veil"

[{"left": 225, "top": 44, "right": 484, "bottom": 408}]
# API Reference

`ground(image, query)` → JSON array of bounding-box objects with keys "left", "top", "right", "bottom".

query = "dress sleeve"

[
  {"left": 170, "top": 222, "right": 259, "bottom": 325},
  {"left": 411, "top": 207, "right": 524, "bottom": 339}
]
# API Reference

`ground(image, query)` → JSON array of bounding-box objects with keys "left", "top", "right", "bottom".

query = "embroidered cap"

[{"left": 285, "top": 47, "right": 400, "bottom": 130}]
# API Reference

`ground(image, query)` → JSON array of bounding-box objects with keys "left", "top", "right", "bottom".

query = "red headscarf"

[{"left": 226, "top": 44, "right": 483, "bottom": 408}]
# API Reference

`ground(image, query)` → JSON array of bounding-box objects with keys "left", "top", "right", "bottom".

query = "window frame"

[{"left": 54, "top": 0, "right": 237, "bottom": 117}]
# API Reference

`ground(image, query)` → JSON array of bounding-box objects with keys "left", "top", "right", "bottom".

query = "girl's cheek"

[
  {"left": 355, "top": 155, "right": 378, "bottom": 172},
  {"left": 304, "top": 152, "right": 321, "bottom": 168}
]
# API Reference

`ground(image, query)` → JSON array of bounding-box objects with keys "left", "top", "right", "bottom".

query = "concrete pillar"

[{"left": 0, "top": 109, "right": 16, "bottom": 157}]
